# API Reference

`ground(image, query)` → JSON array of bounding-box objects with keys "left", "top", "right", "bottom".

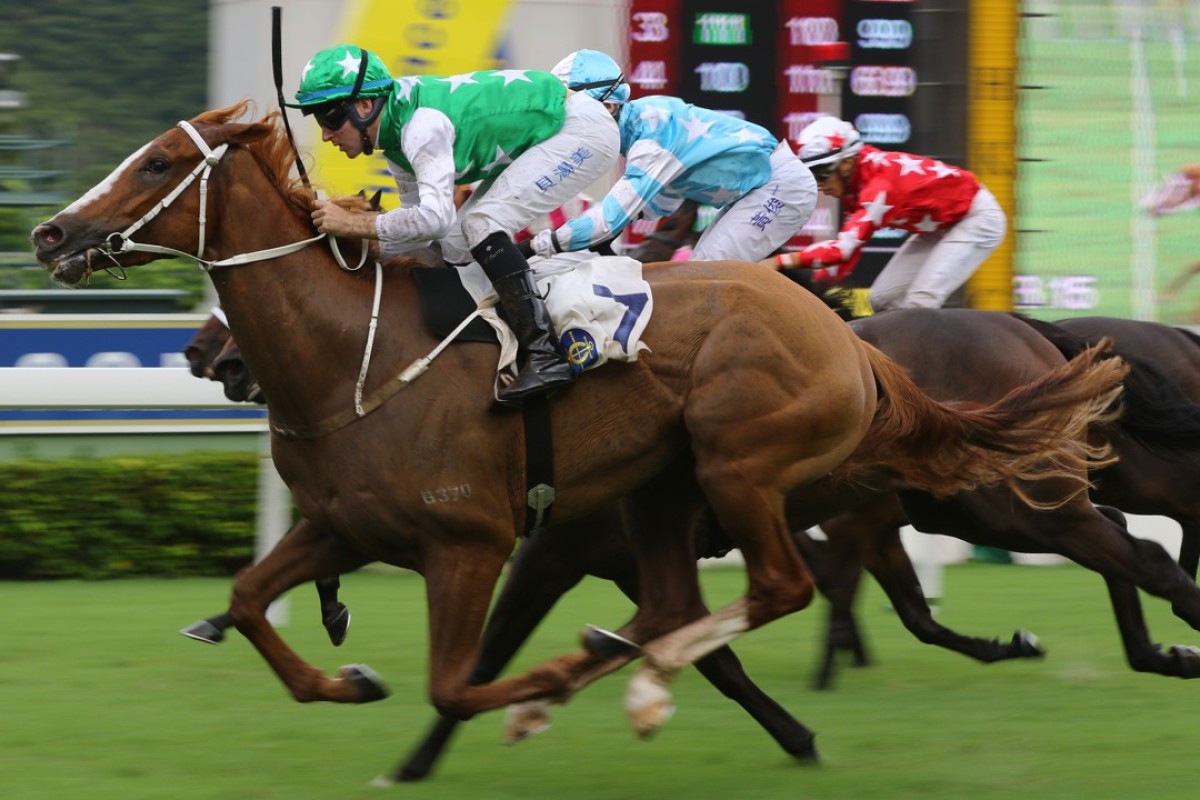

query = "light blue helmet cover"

[{"left": 551, "top": 49, "right": 631, "bottom": 105}]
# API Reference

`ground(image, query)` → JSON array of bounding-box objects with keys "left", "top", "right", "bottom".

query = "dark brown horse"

[
  {"left": 627, "top": 200, "right": 700, "bottom": 263},
  {"left": 807, "top": 313, "right": 1200, "bottom": 689},
  {"left": 179, "top": 308, "right": 1200, "bottom": 783},
  {"left": 31, "top": 103, "right": 1124, "bottom": 770}
]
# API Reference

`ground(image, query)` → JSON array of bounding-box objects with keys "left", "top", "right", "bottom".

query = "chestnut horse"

[
  {"left": 32, "top": 104, "right": 1124, "bottom": 769},
  {"left": 185, "top": 309, "right": 1200, "bottom": 784}
]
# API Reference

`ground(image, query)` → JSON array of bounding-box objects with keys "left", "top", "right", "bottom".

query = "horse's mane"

[
  {"left": 193, "top": 101, "right": 318, "bottom": 213},
  {"left": 192, "top": 102, "right": 436, "bottom": 273}
]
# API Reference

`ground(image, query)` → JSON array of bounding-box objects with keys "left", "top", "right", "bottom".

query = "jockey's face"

[
  {"left": 814, "top": 158, "right": 852, "bottom": 199},
  {"left": 319, "top": 98, "right": 378, "bottom": 159}
]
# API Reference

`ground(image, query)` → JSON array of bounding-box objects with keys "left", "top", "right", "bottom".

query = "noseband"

[{"left": 99, "top": 120, "right": 364, "bottom": 273}]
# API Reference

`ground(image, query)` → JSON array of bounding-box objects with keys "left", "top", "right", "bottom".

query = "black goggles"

[
  {"left": 312, "top": 102, "right": 352, "bottom": 131},
  {"left": 809, "top": 162, "right": 838, "bottom": 182}
]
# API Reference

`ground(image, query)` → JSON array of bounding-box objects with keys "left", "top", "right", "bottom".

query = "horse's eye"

[{"left": 144, "top": 157, "right": 170, "bottom": 174}]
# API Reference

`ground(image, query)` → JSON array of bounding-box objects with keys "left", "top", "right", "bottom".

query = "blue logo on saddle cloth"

[{"left": 561, "top": 329, "right": 599, "bottom": 375}]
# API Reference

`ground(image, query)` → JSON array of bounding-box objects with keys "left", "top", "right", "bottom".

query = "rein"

[
  {"left": 95, "top": 118, "right": 474, "bottom": 440},
  {"left": 98, "top": 120, "right": 368, "bottom": 273}
]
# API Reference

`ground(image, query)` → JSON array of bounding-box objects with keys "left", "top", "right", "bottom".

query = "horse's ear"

[
  {"left": 368, "top": 190, "right": 383, "bottom": 210},
  {"left": 221, "top": 121, "right": 274, "bottom": 146}
]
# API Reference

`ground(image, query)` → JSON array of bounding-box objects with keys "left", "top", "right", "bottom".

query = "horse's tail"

[
  {"left": 1012, "top": 314, "right": 1200, "bottom": 460},
  {"left": 838, "top": 338, "right": 1128, "bottom": 509}
]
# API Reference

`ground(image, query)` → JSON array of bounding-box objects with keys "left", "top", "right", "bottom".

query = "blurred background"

[
  {"left": 1, "top": 0, "right": 1196, "bottom": 586},
  {"left": 3, "top": 0, "right": 1199, "bottom": 318}
]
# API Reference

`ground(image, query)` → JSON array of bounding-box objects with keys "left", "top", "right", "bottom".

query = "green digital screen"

[{"left": 692, "top": 13, "right": 751, "bottom": 46}]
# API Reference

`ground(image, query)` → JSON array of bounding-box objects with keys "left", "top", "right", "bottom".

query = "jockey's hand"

[
  {"left": 517, "top": 239, "right": 535, "bottom": 259},
  {"left": 312, "top": 199, "right": 379, "bottom": 239}
]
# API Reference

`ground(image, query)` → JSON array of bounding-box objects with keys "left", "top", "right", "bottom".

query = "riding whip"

[{"left": 271, "top": 6, "right": 311, "bottom": 188}]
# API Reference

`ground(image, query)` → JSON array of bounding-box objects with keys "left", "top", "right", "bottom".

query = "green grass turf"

[
  {"left": 1020, "top": 34, "right": 1200, "bottom": 322},
  {"left": 2, "top": 562, "right": 1198, "bottom": 799}
]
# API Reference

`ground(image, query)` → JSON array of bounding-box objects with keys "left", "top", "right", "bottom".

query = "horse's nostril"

[{"left": 32, "top": 223, "right": 63, "bottom": 248}]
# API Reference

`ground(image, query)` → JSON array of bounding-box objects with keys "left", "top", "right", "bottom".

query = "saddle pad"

[
  {"left": 410, "top": 266, "right": 499, "bottom": 344},
  {"left": 410, "top": 254, "right": 653, "bottom": 376}
]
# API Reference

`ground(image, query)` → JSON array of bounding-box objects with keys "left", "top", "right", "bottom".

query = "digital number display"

[{"left": 692, "top": 13, "right": 751, "bottom": 45}]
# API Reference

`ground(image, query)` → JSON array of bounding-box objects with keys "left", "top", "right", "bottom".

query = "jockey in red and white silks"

[{"left": 766, "top": 116, "right": 1007, "bottom": 311}]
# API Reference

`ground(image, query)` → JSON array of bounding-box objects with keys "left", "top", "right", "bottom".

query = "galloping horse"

[
  {"left": 807, "top": 313, "right": 1200, "bottom": 689},
  {"left": 180, "top": 308, "right": 1200, "bottom": 783},
  {"left": 31, "top": 103, "right": 1124, "bottom": 769}
]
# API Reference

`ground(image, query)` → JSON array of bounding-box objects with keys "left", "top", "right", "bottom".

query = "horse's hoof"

[
  {"left": 341, "top": 664, "right": 391, "bottom": 703},
  {"left": 324, "top": 603, "right": 351, "bottom": 647},
  {"left": 180, "top": 620, "right": 225, "bottom": 645},
  {"left": 582, "top": 624, "right": 641, "bottom": 660},
  {"left": 503, "top": 700, "right": 552, "bottom": 744},
  {"left": 1012, "top": 630, "right": 1045, "bottom": 658},
  {"left": 625, "top": 671, "right": 675, "bottom": 739},
  {"left": 1167, "top": 644, "right": 1200, "bottom": 678}
]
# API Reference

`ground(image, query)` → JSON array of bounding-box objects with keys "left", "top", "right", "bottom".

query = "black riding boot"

[{"left": 472, "top": 232, "right": 576, "bottom": 407}]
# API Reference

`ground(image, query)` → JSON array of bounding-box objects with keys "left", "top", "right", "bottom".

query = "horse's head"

[
  {"left": 183, "top": 310, "right": 232, "bottom": 379},
  {"left": 31, "top": 102, "right": 277, "bottom": 287},
  {"left": 629, "top": 200, "right": 699, "bottom": 263},
  {"left": 212, "top": 335, "right": 265, "bottom": 405}
]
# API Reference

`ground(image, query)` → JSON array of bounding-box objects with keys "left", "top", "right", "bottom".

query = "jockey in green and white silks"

[
  {"left": 292, "top": 44, "right": 620, "bottom": 407},
  {"left": 530, "top": 50, "right": 817, "bottom": 263}
]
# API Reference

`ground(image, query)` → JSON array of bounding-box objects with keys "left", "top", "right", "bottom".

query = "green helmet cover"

[{"left": 294, "top": 44, "right": 392, "bottom": 108}]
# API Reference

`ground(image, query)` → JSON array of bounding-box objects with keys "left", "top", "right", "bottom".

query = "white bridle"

[{"left": 100, "top": 119, "right": 367, "bottom": 272}]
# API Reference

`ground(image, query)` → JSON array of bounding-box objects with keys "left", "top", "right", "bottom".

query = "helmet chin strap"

[{"left": 349, "top": 96, "right": 385, "bottom": 156}]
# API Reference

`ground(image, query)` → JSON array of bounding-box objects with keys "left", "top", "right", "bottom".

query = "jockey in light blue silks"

[{"left": 527, "top": 50, "right": 817, "bottom": 263}]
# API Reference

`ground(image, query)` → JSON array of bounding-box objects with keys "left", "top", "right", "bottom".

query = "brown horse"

[
  {"left": 807, "top": 312, "right": 1200, "bottom": 689},
  {"left": 31, "top": 103, "right": 1124, "bottom": 766},
  {"left": 178, "top": 307, "right": 1200, "bottom": 783},
  {"left": 201, "top": 308, "right": 1200, "bottom": 783},
  {"left": 181, "top": 313, "right": 823, "bottom": 762},
  {"left": 627, "top": 200, "right": 700, "bottom": 263}
]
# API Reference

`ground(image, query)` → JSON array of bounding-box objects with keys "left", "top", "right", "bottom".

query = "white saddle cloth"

[{"left": 454, "top": 252, "right": 653, "bottom": 377}]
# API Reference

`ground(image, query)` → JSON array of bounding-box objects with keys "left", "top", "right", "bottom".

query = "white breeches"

[
  {"left": 691, "top": 141, "right": 819, "bottom": 262},
  {"left": 439, "top": 94, "right": 620, "bottom": 264},
  {"left": 868, "top": 186, "right": 1007, "bottom": 311}
]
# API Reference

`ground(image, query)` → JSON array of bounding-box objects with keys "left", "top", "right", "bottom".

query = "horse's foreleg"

[
  {"left": 392, "top": 528, "right": 594, "bottom": 782},
  {"left": 180, "top": 611, "right": 234, "bottom": 644},
  {"left": 314, "top": 576, "right": 350, "bottom": 646},
  {"left": 229, "top": 519, "right": 373, "bottom": 703},
  {"left": 1176, "top": 517, "right": 1200, "bottom": 579}
]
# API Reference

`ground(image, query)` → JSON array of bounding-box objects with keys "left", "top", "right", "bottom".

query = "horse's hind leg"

[
  {"left": 911, "top": 489, "right": 1200, "bottom": 677},
  {"left": 390, "top": 518, "right": 597, "bottom": 783},
  {"left": 228, "top": 519, "right": 376, "bottom": 703},
  {"left": 627, "top": 467, "right": 818, "bottom": 736},
  {"left": 604, "top": 567, "right": 819, "bottom": 762},
  {"left": 862, "top": 518, "right": 1044, "bottom": 665}
]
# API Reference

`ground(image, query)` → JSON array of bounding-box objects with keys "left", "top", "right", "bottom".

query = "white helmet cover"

[{"left": 797, "top": 117, "right": 863, "bottom": 168}]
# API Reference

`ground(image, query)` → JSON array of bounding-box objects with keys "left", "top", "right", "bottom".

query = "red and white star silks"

[{"left": 798, "top": 145, "right": 981, "bottom": 283}]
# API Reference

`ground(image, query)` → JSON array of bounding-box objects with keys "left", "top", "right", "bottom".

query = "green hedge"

[{"left": 0, "top": 452, "right": 261, "bottom": 579}]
